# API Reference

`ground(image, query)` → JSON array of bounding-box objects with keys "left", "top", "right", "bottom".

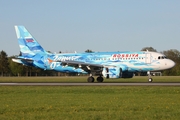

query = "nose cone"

[
  {"left": 169, "top": 60, "right": 176, "bottom": 68},
  {"left": 158, "top": 59, "right": 175, "bottom": 70},
  {"left": 171, "top": 61, "right": 176, "bottom": 67}
]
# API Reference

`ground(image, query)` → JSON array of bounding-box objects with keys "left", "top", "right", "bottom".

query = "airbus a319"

[{"left": 12, "top": 26, "right": 175, "bottom": 82}]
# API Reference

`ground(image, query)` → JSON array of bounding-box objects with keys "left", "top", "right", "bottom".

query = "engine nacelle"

[
  {"left": 102, "top": 67, "right": 134, "bottom": 79},
  {"left": 102, "top": 67, "right": 122, "bottom": 78}
]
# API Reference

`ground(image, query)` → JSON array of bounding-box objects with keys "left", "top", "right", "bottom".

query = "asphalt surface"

[{"left": 1, "top": 83, "right": 180, "bottom": 86}]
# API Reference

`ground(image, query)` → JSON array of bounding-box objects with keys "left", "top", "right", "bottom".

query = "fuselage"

[{"left": 32, "top": 51, "right": 175, "bottom": 73}]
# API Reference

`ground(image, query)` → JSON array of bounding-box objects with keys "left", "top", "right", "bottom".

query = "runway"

[{"left": 1, "top": 83, "right": 180, "bottom": 86}]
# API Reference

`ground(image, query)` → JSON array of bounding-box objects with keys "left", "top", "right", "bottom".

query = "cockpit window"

[{"left": 158, "top": 56, "right": 167, "bottom": 59}]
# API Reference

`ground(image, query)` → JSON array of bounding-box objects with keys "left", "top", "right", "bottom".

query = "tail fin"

[{"left": 15, "top": 26, "right": 46, "bottom": 57}]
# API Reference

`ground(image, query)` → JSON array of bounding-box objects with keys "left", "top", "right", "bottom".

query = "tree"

[
  {"left": 162, "top": 49, "right": 180, "bottom": 62},
  {"left": 141, "top": 47, "right": 157, "bottom": 52},
  {"left": 9, "top": 56, "right": 25, "bottom": 76},
  {"left": 47, "top": 51, "right": 52, "bottom": 53},
  {"left": 0, "top": 50, "right": 10, "bottom": 76},
  {"left": 85, "top": 49, "right": 93, "bottom": 53}
]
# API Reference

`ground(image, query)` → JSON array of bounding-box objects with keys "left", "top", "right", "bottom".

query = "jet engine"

[
  {"left": 102, "top": 67, "right": 134, "bottom": 79},
  {"left": 102, "top": 67, "right": 122, "bottom": 78}
]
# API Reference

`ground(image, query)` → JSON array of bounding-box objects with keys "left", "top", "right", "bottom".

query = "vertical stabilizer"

[{"left": 15, "top": 26, "right": 46, "bottom": 57}]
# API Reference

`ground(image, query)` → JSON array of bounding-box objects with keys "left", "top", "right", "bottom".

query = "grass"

[
  {"left": 0, "top": 76, "right": 180, "bottom": 119},
  {"left": 0, "top": 76, "right": 180, "bottom": 82},
  {"left": 0, "top": 86, "right": 180, "bottom": 120}
]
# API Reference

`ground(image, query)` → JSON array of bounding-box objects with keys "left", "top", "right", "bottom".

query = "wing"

[{"left": 59, "top": 60, "right": 116, "bottom": 72}]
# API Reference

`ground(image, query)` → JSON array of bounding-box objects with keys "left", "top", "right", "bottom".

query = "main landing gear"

[
  {"left": 147, "top": 71, "right": 153, "bottom": 82},
  {"left": 87, "top": 74, "right": 104, "bottom": 82}
]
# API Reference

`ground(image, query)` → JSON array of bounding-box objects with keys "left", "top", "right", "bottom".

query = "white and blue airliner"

[{"left": 12, "top": 26, "right": 175, "bottom": 82}]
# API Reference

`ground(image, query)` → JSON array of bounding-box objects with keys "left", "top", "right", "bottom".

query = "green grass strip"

[{"left": 0, "top": 86, "right": 180, "bottom": 120}]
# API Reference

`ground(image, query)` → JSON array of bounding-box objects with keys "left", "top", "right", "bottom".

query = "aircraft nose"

[{"left": 168, "top": 59, "right": 176, "bottom": 68}]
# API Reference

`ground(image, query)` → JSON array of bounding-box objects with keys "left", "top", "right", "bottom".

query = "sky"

[{"left": 0, "top": 0, "right": 180, "bottom": 56}]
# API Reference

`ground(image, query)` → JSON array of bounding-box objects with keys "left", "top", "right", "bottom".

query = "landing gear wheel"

[
  {"left": 147, "top": 71, "right": 153, "bottom": 82},
  {"left": 87, "top": 76, "right": 95, "bottom": 82},
  {"left": 148, "top": 78, "right": 153, "bottom": 82},
  {"left": 97, "top": 76, "right": 104, "bottom": 82}
]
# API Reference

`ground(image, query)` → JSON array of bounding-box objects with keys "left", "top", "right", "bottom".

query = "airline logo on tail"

[
  {"left": 15, "top": 26, "right": 46, "bottom": 56},
  {"left": 26, "top": 39, "right": 34, "bottom": 42}
]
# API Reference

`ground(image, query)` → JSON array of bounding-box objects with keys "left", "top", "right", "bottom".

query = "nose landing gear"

[{"left": 147, "top": 71, "right": 153, "bottom": 82}]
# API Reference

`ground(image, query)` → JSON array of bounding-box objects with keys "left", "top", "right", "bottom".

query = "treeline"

[{"left": 0, "top": 47, "right": 180, "bottom": 76}]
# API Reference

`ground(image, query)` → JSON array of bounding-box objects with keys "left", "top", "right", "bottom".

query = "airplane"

[{"left": 12, "top": 26, "right": 175, "bottom": 82}]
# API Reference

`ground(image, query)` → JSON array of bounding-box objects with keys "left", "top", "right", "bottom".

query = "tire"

[
  {"left": 87, "top": 77, "right": 95, "bottom": 82},
  {"left": 97, "top": 76, "right": 104, "bottom": 82},
  {"left": 148, "top": 78, "right": 153, "bottom": 82}
]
